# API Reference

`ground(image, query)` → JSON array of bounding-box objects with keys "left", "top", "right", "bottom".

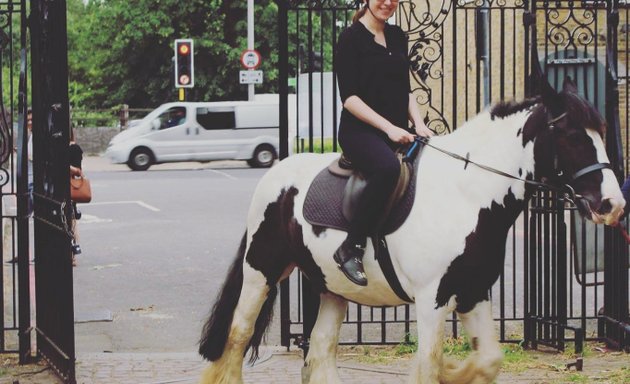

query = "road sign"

[
  {"left": 241, "top": 50, "right": 261, "bottom": 69},
  {"left": 240, "top": 70, "right": 263, "bottom": 84}
]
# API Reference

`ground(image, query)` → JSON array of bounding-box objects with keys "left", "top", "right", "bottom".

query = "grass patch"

[
  {"left": 292, "top": 137, "right": 338, "bottom": 153},
  {"left": 342, "top": 339, "right": 630, "bottom": 384}
]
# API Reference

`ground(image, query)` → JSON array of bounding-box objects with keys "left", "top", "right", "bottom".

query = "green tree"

[{"left": 66, "top": 0, "right": 280, "bottom": 108}]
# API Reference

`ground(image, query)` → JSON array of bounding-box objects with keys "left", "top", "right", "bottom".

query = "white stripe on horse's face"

[{"left": 585, "top": 128, "right": 625, "bottom": 224}]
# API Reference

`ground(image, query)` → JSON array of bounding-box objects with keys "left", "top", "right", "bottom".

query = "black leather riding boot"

[{"left": 333, "top": 238, "right": 367, "bottom": 286}]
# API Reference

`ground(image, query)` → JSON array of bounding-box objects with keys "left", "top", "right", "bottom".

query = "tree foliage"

[{"left": 67, "top": 0, "right": 279, "bottom": 108}]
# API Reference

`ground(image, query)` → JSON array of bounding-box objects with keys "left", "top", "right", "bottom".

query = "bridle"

[
  {"left": 412, "top": 111, "right": 610, "bottom": 204},
  {"left": 544, "top": 112, "right": 611, "bottom": 196}
]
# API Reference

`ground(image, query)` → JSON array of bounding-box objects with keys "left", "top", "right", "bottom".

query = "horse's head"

[{"left": 527, "top": 77, "right": 625, "bottom": 225}]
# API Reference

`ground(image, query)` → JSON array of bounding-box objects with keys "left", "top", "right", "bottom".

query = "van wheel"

[
  {"left": 128, "top": 148, "right": 153, "bottom": 171},
  {"left": 250, "top": 145, "right": 276, "bottom": 168}
]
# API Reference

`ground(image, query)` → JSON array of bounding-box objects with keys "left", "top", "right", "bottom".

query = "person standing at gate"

[
  {"left": 332, "top": 0, "right": 433, "bottom": 286},
  {"left": 26, "top": 108, "right": 33, "bottom": 217},
  {"left": 69, "top": 128, "right": 84, "bottom": 266}
]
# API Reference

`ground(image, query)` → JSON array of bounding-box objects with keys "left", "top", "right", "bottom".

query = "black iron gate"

[
  {"left": 0, "top": 0, "right": 77, "bottom": 382},
  {"left": 0, "top": 0, "right": 76, "bottom": 382},
  {"left": 277, "top": 0, "right": 630, "bottom": 356},
  {"left": 30, "top": 0, "right": 76, "bottom": 382},
  {"left": 0, "top": 0, "right": 30, "bottom": 363}
]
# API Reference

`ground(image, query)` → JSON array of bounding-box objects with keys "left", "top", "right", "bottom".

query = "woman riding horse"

[{"left": 333, "top": 0, "right": 433, "bottom": 286}]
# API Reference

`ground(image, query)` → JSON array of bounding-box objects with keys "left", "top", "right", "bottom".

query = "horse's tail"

[
  {"left": 198, "top": 233, "right": 247, "bottom": 361},
  {"left": 198, "top": 232, "right": 278, "bottom": 363}
]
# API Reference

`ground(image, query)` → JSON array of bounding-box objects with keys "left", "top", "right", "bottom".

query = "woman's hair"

[{"left": 352, "top": 0, "right": 367, "bottom": 23}]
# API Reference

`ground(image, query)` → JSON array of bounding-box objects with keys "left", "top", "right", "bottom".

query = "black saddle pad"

[{"left": 303, "top": 156, "right": 418, "bottom": 235}]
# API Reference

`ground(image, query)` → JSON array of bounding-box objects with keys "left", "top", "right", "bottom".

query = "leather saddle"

[{"left": 303, "top": 141, "right": 423, "bottom": 236}]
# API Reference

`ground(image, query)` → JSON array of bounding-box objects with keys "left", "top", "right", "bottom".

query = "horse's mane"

[
  {"left": 562, "top": 91, "right": 606, "bottom": 136},
  {"left": 489, "top": 92, "right": 604, "bottom": 136},
  {"left": 490, "top": 98, "right": 539, "bottom": 120}
]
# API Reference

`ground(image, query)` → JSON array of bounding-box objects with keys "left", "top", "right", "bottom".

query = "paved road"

[{"left": 74, "top": 157, "right": 273, "bottom": 353}]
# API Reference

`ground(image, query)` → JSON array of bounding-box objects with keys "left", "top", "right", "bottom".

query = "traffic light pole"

[
  {"left": 179, "top": 88, "right": 185, "bottom": 101},
  {"left": 247, "top": 0, "right": 254, "bottom": 101}
]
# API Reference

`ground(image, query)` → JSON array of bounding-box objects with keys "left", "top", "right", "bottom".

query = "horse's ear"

[
  {"left": 562, "top": 76, "right": 578, "bottom": 94},
  {"left": 540, "top": 79, "right": 562, "bottom": 116}
]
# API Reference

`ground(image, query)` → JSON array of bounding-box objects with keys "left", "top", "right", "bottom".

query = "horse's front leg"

[
  {"left": 442, "top": 300, "right": 502, "bottom": 384},
  {"left": 409, "top": 287, "right": 450, "bottom": 384},
  {"left": 303, "top": 293, "right": 348, "bottom": 384}
]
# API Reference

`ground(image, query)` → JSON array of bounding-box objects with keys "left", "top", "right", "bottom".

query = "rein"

[
  {"left": 415, "top": 111, "right": 610, "bottom": 204},
  {"left": 416, "top": 136, "right": 561, "bottom": 191}
]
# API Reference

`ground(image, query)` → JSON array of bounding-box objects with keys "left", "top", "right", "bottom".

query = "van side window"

[
  {"left": 159, "top": 107, "right": 187, "bottom": 129},
  {"left": 196, "top": 108, "right": 236, "bottom": 130}
]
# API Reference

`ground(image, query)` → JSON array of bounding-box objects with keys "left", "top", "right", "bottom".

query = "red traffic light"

[{"left": 178, "top": 43, "right": 190, "bottom": 56}]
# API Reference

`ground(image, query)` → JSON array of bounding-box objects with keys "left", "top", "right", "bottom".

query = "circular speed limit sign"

[{"left": 241, "top": 50, "right": 262, "bottom": 69}]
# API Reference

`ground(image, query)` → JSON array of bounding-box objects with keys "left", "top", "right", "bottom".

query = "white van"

[{"left": 105, "top": 96, "right": 279, "bottom": 171}]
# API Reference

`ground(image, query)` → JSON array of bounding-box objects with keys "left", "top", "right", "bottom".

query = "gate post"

[
  {"left": 277, "top": 0, "right": 289, "bottom": 161},
  {"left": 16, "top": 0, "right": 32, "bottom": 364}
]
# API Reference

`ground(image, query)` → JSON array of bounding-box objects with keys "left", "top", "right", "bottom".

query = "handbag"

[{"left": 70, "top": 175, "right": 92, "bottom": 203}]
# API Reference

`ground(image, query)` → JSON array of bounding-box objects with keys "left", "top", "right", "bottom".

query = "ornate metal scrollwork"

[
  {"left": 542, "top": 0, "right": 603, "bottom": 52},
  {"left": 399, "top": 0, "right": 452, "bottom": 134}
]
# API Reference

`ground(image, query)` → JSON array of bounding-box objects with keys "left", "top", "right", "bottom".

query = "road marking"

[
  {"left": 207, "top": 169, "right": 238, "bottom": 180},
  {"left": 86, "top": 200, "right": 161, "bottom": 212},
  {"left": 81, "top": 214, "right": 113, "bottom": 224}
]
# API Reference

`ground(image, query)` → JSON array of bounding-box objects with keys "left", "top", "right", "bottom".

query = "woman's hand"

[
  {"left": 414, "top": 122, "right": 434, "bottom": 138},
  {"left": 70, "top": 166, "right": 82, "bottom": 178},
  {"left": 386, "top": 125, "right": 415, "bottom": 144}
]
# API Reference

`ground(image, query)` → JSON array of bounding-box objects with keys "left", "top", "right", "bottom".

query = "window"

[
  {"left": 158, "top": 107, "right": 187, "bottom": 130},
  {"left": 196, "top": 108, "right": 236, "bottom": 130}
]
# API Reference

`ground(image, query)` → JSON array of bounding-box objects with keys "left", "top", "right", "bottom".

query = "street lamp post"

[{"left": 248, "top": 0, "right": 255, "bottom": 101}]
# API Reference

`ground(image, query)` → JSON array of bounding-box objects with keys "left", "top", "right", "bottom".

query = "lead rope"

[{"left": 615, "top": 222, "right": 630, "bottom": 244}]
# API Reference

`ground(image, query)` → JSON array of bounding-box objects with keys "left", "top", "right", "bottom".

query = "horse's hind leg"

[
  {"left": 303, "top": 293, "right": 348, "bottom": 384},
  {"left": 441, "top": 300, "right": 503, "bottom": 384},
  {"left": 199, "top": 263, "right": 271, "bottom": 384}
]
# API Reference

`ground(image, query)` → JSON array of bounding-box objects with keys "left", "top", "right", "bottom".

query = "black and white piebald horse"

[{"left": 198, "top": 78, "right": 625, "bottom": 384}]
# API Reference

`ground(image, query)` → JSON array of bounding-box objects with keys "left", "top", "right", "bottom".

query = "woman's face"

[{"left": 366, "top": 0, "right": 399, "bottom": 22}]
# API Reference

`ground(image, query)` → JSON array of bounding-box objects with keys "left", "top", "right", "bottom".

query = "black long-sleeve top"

[{"left": 335, "top": 22, "right": 411, "bottom": 138}]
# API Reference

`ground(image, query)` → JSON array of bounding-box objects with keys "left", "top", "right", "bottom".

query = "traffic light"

[{"left": 174, "top": 39, "right": 194, "bottom": 88}]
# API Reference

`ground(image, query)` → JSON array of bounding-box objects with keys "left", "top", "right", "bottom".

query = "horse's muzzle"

[{"left": 589, "top": 197, "right": 625, "bottom": 225}]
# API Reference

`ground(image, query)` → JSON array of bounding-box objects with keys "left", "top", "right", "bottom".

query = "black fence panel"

[
  {"left": 30, "top": 0, "right": 76, "bottom": 382},
  {"left": 0, "top": 0, "right": 31, "bottom": 363}
]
